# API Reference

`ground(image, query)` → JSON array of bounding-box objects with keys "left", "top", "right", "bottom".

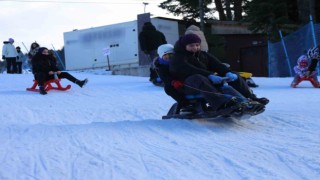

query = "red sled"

[
  {"left": 26, "top": 79, "right": 71, "bottom": 92},
  {"left": 291, "top": 77, "right": 320, "bottom": 88}
]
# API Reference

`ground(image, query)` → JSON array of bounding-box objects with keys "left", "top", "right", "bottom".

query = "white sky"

[{"left": 0, "top": 0, "right": 177, "bottom": 54}]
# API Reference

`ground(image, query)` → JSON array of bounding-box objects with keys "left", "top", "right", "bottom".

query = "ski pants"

[
  {"left": 5, "top": 57, "right": 17, "bottom": 74},
  {"left": 35, "top": 71, "right": 79, "bottom": 87}
]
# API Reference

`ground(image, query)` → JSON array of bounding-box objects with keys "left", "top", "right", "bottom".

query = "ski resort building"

[{"left": 63, "top": 13, "right": 179, "bottom": 76}]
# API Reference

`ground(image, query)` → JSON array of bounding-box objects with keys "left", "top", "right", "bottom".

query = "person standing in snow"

[
  {"left": 2, "top": 38, "right": 18, "bottom": 74},
  {"left": 16, "top": 46, "right": 24, "bottom": 74},
  {"left": 32, "top": 47, "right": 88, "bottom": 95},
  {"left": 139, "top": 22, "right": 167, "bottom": 84},
  {"left": 291, "top": 54, "right": 319, "bottom": 88}
]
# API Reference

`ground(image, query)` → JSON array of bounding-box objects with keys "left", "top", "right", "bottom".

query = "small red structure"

[
  {"left": 291, "top": 77, "right": 320, "bottom": 88},
  {"left": 26, "top": 79, "right": 71, "bottom": 92}
]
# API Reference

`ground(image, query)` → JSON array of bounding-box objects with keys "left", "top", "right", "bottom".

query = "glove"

[
  {"left": 171, "top": 80, "right": 183, "bottom": 89},
  {"left": 2, "top": 55, "right": 5, "bottom": 60},
  {"left": 307, "top": 46, "right": 320, "bottom": 59},
  {"left": 208, "top": 75, "right": 222, "bottom": 84},
  {"left": 226, "top": 72, "right": 238, "bottom": 81},
  {"left": 17, "top": 56, "right": 19, "bottom": 60}
]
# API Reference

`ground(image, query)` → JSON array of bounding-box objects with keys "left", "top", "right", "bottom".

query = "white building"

[{"left": 63, "top": 14, "right": 179, "bottom": 76}]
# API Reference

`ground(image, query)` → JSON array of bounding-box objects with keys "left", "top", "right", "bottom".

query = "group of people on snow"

[
  {"left": 1, "top": 38, "right": 25, "bottom": 74},
  {"left": 139, "top": 22, "right": 268, "bottom": 116}
]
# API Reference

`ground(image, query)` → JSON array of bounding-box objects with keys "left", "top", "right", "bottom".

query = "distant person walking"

[
  {"left": 2, "top": 38, "right": 18, "bottom": 74},
  {"left": 139, "top": 22, "right": 167, "bottom": 82},
  {"left": 16, "top": 46, "right": 24, "bottom": 74}
]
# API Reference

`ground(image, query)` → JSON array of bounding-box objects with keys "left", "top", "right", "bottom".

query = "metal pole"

[
  {"left": 279, "top": 30, "right": 293, "bottom": 76},
  {"left": 143, "top": 2, "right": 149, "bottom": 13},
  {"left": 21, "top": 42, "right": 29, "bottom": 53},
  {"left": 51, "top": 44, "right": 66, "bottom": 70},
  {"left": 107, "top": 55, "right": 111, "bottom": 71}
]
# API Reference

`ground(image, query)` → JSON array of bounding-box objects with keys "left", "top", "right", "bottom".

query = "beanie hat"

[
  {"left": 8, "top": 38, "right": 14, "bottom": 43},
  {"left": 180, "top": 34, "right": 201, "bottom": 47},
  {"left": 157, "top": 44, "right": 174, "bottom": 58},
  {"left": 16, "top": 46, "right": 21, "bottom": 49}
]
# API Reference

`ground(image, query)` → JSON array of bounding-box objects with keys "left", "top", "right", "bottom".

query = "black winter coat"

[
  {"left": 32, "top": 53, "right": 59, "bottom": 74},
  {"left": 169, "top": 38, "right": 230, "bottom": 81},
  {"left": 139, "top": 23, "right": 167, "bottom": 52},
  {"left": 154, "top": 57, "right": 188, "bottom": 106}
]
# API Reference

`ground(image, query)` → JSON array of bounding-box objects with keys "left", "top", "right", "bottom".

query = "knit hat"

[
  {"left": 180, "top": 34, "right": 201, "bottom": 47},
  {"left": 16, "top": 46, "right": 21, "bottom": 49},
  {"left": 8, "top": 38, "right": 14, "bottom": 43},
  {"left": 157, "top": 44, "right": 174, "bottom": 58}
]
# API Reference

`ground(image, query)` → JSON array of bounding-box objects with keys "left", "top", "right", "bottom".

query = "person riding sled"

[
  {"left": 32, "top": 47, "right": 88, "bottom": 95},
  {"left": 169, "top": 34, "right": 266, "bottom": 116},
  {"left": 291, "top": 54, "right": 319, "bottom": 88}
]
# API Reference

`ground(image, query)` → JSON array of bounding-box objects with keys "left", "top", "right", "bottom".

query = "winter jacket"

[
  {"left": 32, "top": 53, "right": 59, "bottom": 74},
  {"left": 17, "top": 51, "right": 24, "bottom": 62},
  {"left": 154, "top": 57, "right": 188, "bottom": 106},
  {"left": 2, "top": 41, "right": 18, "bottom": 58},
  {"left": 139, "top": 23, "right": 167, "bottom": 53},
  {"left": 185, "top": 25, "right": 209, "bottom": 52},
  {"left": 169, "top": 37, "right": 230, "bottom": 81}
]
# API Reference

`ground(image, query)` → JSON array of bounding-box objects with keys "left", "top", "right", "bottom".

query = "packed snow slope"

[{"left": 0, "top": 70, "right": 319, "bottom": 180}]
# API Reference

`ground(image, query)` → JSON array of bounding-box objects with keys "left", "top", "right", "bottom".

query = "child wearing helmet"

[
  {"left": 154, "top": 44, "right": 192, "bottom": 111},
  {"left": 291, "top": 55, "right": 319, "bottom": 88}
]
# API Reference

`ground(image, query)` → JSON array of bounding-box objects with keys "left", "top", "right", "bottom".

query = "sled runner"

[
  {"left": 26, "top": 79, "right": 71, "bottom": 92},
  {"left": 162, "top": 97, "right": 265, "bottom": 121}
]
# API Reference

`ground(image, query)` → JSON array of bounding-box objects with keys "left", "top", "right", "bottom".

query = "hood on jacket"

[
  {"left": 186, "top": 25, "right": 201, "bottom": 32},
  {"left": 142, "top": 22, "right": 156, "bottom": 31}
]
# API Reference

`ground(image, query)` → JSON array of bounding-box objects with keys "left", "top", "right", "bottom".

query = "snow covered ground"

[{"left": 0, "top": 70, "right": 319, "bottom": 179}]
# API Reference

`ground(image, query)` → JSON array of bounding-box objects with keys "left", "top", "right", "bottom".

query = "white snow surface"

[{"left": 0, "top": 70, "right": 319, "bottom": 180}]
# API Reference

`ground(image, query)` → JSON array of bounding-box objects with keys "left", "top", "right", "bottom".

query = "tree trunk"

[
  {"left": 233, "top": 0, "right": 243, "bottom": 21},
  {"left": 214, "top": 0, "right": 226, "bottom": 20},
  {"left": 225, "top": 0, "right": 232, "bottom": 20}
]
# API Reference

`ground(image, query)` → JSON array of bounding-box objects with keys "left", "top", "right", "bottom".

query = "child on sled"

[{"left": 291, "top": 54, "right": 319, "bottom": 88}]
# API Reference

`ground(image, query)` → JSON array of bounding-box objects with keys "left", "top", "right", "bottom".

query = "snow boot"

[
  {"left": 39, "top": 86, "right": 47, "bottom": 95},
  {"left": 76, "top": 78, "right": 88, "bottom": 88},
  {"left": 250, "top": 96, "right": 269, "bottom": 105},
  {"left": 244, "top": 101, "right": 265, "bottom": 115},
  {"left": 216, "top": 97, "right": 246, "bottom": 116}
]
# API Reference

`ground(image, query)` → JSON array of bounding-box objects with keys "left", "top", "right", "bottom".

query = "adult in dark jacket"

[
  {"left": 171, "top": 34, "right": 269, "bottom": 105},
  {"left": 32, "top": 47, "right": 88, "bottom": 95},
  {"left": 139, "top": 22, "right": 167, "bottom": 82},
  {"left": 170, "top": 34, "right": 267, "bottom": 112}
]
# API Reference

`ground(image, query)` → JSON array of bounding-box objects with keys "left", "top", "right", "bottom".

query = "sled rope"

[{"left": 183, "top": 83, "right": 225, "bottom": 94}]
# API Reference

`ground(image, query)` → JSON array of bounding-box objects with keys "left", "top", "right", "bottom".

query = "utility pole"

[
  {"left": 143, "top": 2, "right": 149, "bottom": 13},
  {"left": 199, "top": 0, "right": 204, "bottom": 31}
]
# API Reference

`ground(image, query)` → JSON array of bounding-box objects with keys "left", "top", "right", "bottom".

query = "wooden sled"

[{"left": 26, "top": 79, "right": 71, "bottom": 92}]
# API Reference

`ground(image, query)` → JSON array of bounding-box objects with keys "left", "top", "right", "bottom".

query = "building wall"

[{"left": 64, "top": 15, "right": 179, "bottom": 73}]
